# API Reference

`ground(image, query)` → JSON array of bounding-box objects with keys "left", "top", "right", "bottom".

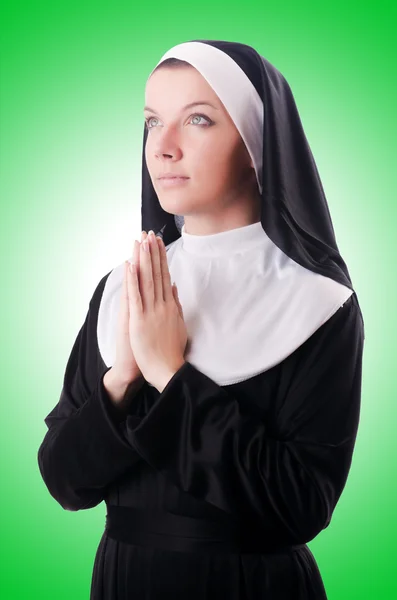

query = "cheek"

[
  {"left": 194, "top": 136, "right": 234, "bottom": 174},
  {"left": 144, "top": 144, "right": 150, "bottom": 169},
  {"left": 201, "top": 149, "right": 242, "bottom": 194}
]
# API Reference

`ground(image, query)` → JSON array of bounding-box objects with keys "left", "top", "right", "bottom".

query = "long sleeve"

[
  {"left": 37, "top": 272, "right": 144, "bottom": 512},
  {"left": 126, "top": 293, "right": 364, "bottom": 547}
]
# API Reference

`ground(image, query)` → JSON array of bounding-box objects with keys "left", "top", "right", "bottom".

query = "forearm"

[{"left": 38, "top": 370, "right": 145, "bottom": 511}]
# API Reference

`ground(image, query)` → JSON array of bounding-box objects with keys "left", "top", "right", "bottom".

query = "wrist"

[
  {"left": 152, "top": 360, "right": 186, "bottom": 393},
  {"left": 108, "top": 367, "right": 144, "bottom": 388},
  {"left": 103, "top": 368, "right": 144, "bottom": 406}
]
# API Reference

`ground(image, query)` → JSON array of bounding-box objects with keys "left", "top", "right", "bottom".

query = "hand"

[
  {"left": 112, "top": 231, "right": 147, "bottom": 385},
  {"left": 126, "top": 230, "right": 188, "bottom": 389}
]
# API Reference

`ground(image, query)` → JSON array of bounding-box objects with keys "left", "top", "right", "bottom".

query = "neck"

[{"left": 183, "top": 190, "right": 261, "bottom": 236}]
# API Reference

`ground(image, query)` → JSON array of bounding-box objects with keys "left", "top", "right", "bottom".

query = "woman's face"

[{"left": 144, "top": 66, "right": 257, "bottom": 224}]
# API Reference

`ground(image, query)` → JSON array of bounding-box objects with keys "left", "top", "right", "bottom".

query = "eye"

[
  {"left": 144, "top": 113, "right": 213, "bottom": 130},
  {"left": 145, "top": 116, "right": 160, "bottom": 129},
  {"left": 188, "top": 114, "right": 212, "bottom": 126}
]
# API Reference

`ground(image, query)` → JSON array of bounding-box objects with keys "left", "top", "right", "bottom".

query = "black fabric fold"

[
  {"left": 105, "top": 505, "right": 307, "bottom": 555},
  {"left": 127, "top": 294, "right": 363, "bottom": 548},
  {"left": 37, "top": 272, "right": 145, "bottom": 511}
]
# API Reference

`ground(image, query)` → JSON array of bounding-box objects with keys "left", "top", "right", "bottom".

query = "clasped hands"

[{"left": 126, "top": 230, "right": 188, "bottom": 392}]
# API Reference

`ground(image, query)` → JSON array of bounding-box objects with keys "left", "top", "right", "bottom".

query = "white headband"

[{"left": 149, "top": 41, "right": 263, "bottom": 194}]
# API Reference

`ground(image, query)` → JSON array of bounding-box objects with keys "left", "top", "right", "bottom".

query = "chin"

[
  {"left": 156, "top": 192, "right": 192, "bottom": 210},
  {"left": 157, "top": 198, "right": 185, "bottom": 214}
]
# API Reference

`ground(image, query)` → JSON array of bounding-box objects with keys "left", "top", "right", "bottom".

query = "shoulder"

[
  {"left": 88, "top": 268, "right": 114, "bottom": 314},
  {"left": 288, "top": 291, "right": 365, "bottom": 377},
  {"left": 318, "top": 291, "right": 364, "bottom": 341}
]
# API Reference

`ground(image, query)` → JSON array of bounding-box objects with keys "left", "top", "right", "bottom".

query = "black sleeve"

[
  {"left": 125, "top": 293, "right": 364, "bottom": 546},
  {"left": 37, "top": 271, "right": 144, "bottom": 512}
]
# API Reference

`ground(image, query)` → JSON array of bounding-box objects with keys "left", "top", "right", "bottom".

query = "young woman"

[{"left": 38, "top": 39, "right": 365, "bottom": 599}]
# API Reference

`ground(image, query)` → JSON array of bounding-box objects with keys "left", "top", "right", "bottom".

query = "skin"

[
  {"left": 127, "top": 231, "right": 187, "bottom": 393},
  {"left": 144, "top": 66, "right": 262, "bottom": 236}
]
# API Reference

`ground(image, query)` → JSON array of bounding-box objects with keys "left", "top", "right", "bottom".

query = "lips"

[
  {"left": 158, "top": 174, "right": 189, "bottom": 179},
  {"left": 157, "top": 175, "right": 190, "bottom": 187}
]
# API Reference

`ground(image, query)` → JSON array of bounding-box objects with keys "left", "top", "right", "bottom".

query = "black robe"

[{"left": 37, "top": 270, "right": 364, "bottom": 599}]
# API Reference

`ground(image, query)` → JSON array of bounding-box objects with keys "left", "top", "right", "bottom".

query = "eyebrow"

[{"left": 143, "top": 101, "right": 219, "bottom": 114}]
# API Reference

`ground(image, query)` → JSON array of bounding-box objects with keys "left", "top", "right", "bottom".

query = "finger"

[
  {"left": 140, "top": 231, "right": 154, "bottom": 311},
  {"left": 135, "top": 231, "right": 146, "bottom": 294},
  {"left": 133, "top": 239, "right": 140, "bottom": 275},
  {"left": 140, "top": 230, "right": 146, "bottom": 252},
  {"left": 173, "top": 283, "right": 184, "bottom": 319},
  {"left": 127, "top": 260, "right": 143, "bottom": 316},
  {"left": 130, "top": 239, "right": 140, "bottom": 299},
  {"left": 172, "top": 284, "right": 183, "bottom": 319},
  {"left": 137, "top": 231, "right": 147, "bottom": 296},
  {"left": 156, "top": 235, "right": 173, "bottom": 303},
  {"left": 148, "top": 230, "right": 163, "bottom": 304},
  {"left": 125, "top": 241, "right": 139, "bottom": 305}
]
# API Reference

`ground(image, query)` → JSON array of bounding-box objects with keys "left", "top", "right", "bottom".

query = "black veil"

[{"left": 141, "top": 39, "right": 357, "bottom": 296}]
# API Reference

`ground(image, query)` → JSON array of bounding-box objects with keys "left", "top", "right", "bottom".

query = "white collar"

[
  {"left": 180, "top": 221, "right": 266, "bottom": 257},
  {"left": 97, "top": 223, "right": 353, "bottom": 386}
]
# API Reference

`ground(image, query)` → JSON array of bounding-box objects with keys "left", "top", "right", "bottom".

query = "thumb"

[{"left": 172, "top": 283, "right": 184, "bottom": 320}]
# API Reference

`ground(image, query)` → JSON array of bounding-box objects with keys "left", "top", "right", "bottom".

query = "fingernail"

[{"left": 143, "top": 240, "right": 149, "bottom": 252}]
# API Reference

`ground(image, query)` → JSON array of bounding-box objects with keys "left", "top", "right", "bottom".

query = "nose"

[{"left": 153, "top": 126, "right": 182, "bottom": 161}]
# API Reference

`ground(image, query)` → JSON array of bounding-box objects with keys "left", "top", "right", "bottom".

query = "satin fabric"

[{"left": 38, "top": 271, "right": 364, "bottom": 599}]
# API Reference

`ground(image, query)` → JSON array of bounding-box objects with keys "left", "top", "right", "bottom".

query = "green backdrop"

[{"left": 1, "top": 1, "right": 395, "bottom": 598}]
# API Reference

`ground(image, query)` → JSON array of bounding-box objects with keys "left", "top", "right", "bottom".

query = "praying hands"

[{"left": 126, "top": 230, "right": 188, "bottom": 393}]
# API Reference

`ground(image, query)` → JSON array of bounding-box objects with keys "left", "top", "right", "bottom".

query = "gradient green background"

[{"left": 1, "top": 1, "right": 395, "bottom": 598}]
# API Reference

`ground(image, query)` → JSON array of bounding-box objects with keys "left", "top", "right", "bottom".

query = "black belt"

[{"left": 105, "top": 505, "right": 306, "bottom": 555}]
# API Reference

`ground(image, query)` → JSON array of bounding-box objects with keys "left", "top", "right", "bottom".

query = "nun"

[{"left": 37, "top": 40, "right": 365, "bottom": 599}]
